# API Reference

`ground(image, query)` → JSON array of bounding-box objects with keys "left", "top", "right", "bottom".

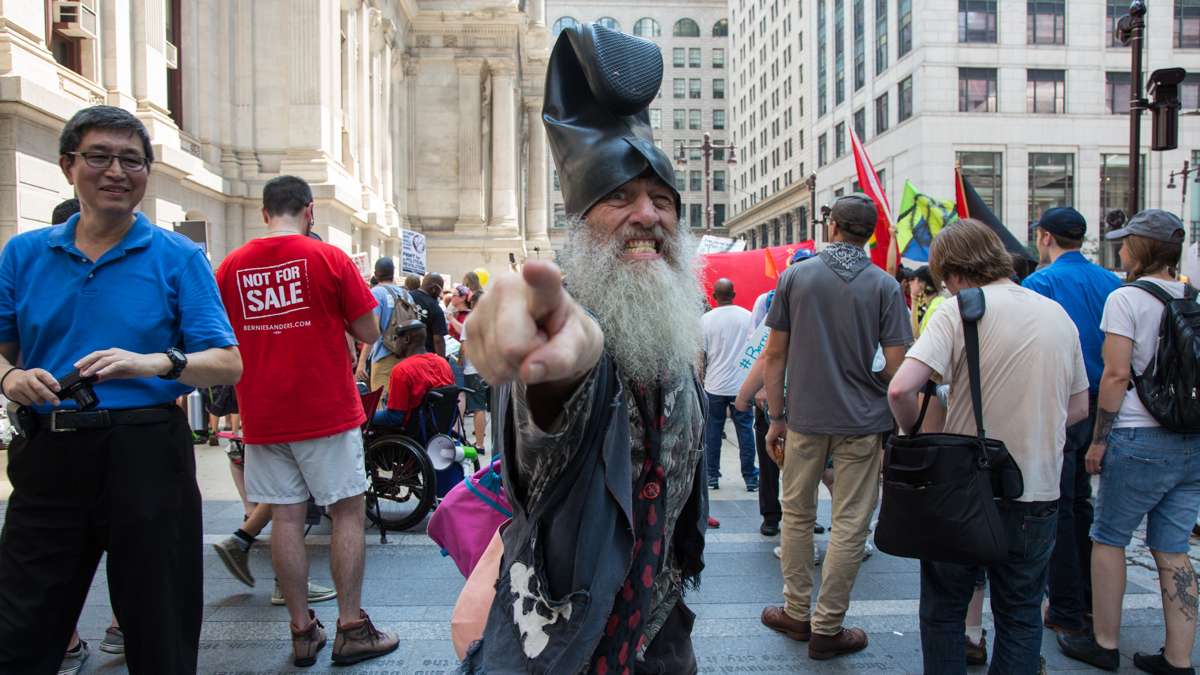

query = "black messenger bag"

[{"left": 875, "top": 287, "right": 1024, "bottom": 565}]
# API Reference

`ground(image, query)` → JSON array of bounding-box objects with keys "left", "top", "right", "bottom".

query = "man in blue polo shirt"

[
  {"left": 0, "top": 106, "right": 241, "bottom": 674},
  {"left": 1022, "top": 206, "right": 1121, "bottom": 637}
]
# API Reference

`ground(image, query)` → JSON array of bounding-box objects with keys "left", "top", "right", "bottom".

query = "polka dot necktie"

[{"left": 590, "top": 384, "right": 667, "bottom": 675}]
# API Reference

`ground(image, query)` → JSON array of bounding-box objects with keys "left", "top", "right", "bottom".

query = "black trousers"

[
  {"left": 1045, "top": 398, "right": 1097, "bottom": 631},
  {"left": 754, "top": 406, "right": 782, "bottom": 526},
  {"left": 0, "top": 408, "right": 202, "bottom": 674}
]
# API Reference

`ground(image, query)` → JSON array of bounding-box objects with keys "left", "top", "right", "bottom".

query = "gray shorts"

[{"left": 245, "top": 428, "right": 370, "bottom": 507}]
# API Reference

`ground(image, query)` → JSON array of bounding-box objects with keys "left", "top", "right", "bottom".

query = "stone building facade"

[
  {"left": 544, "top": 0, "right": 733, "bottom": 254},
  {"left": 0, "top": 0, "right": 551, "bottom": 280}
]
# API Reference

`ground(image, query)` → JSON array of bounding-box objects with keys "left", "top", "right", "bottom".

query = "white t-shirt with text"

[{"left": 702, "top": 304, "right": 754, "bottom": 397}]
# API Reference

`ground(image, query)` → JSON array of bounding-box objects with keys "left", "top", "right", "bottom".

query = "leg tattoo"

[{"left": 1161, "top": 564, "right": 1199, "bottom": 623}]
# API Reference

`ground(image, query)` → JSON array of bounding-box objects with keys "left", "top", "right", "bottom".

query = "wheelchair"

[{"left": 361, "top": 384, "right": 475, "bottom": 534}]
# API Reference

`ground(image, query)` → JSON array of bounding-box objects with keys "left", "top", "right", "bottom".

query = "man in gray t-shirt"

[{"left": 759, "top": 194, "right": 912, "bottom": 660}]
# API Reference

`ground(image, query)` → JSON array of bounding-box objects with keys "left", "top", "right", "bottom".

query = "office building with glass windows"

[
  {"left": 545, "top": 0, "right": 732, "bottom": 252},
  {"left": 796, "top": 0, "right": 1200, "bottom": 268}
]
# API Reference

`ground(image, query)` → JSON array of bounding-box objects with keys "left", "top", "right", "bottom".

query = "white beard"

[{"left": 558, "top": 216, "right": 705, "bottom": 385}]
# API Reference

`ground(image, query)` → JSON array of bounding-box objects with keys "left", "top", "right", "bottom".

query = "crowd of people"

[{"left": 0, "top": 20, "right": 1198, "bottom": 675}]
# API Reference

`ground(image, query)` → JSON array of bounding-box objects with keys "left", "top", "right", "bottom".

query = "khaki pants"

[
  {"left": 368, "top": 353, "right": 402, "bottom": 400},
  {"left": 779, "top": 430, "right": 881, "bottom": 635}
]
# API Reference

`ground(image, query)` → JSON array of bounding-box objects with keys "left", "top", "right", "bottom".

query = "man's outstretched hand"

[{"left": 468, "top": 261, "right": 603, "bottom": 389}]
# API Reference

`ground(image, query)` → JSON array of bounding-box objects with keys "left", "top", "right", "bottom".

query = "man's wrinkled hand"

[
  {"left": 2, "top": 368, "right": 60, "bottom": 406},
  {"left": 468, "top": 261, "right": 603, "bottom": 387},
  {"left": 766, "top": 419, "right": 788, "bottom": 467},
  {"left": 76, "top": 348, "right": 170, "bottom": 382}
]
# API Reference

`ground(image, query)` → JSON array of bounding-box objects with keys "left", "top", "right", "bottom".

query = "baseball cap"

[
  {"left": 790, "top": 248, "right": 815, "bottom": 264},
  {"left": 830, "top": 194, "right": 877, "bottom": 238},
  {"left": 1036, "top": 207, "right": 1087, "bottom": 240},
  {"left": 1105, "top": 209, "right": 1186, "bottom": 244}
]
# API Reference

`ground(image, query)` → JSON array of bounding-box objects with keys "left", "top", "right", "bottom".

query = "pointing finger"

[{"left": 522, "top": 261, "right": 567, "bottom": 327}]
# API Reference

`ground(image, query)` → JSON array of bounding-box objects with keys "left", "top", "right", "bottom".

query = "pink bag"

[
  {"left": 427, "top": 458, "right": 511, "bottom": 578},
  {"left": 451, "top": 528, "right": 503, "bottom": 660}
]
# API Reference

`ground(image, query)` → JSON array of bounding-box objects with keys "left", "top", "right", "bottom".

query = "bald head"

[{"left": 712, "top": 278, "right": 735, "bottom": 305}]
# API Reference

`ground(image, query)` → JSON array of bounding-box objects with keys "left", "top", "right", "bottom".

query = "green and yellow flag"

[{"left": 894, "top": 180, "right": 958, "bottom": 262}]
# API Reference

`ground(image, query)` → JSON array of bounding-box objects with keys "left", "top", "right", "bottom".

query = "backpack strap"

[{"left": 1126, "top": 279, "right": 1175, "bottom": 305}]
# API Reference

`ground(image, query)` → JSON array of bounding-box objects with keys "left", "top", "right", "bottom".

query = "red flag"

[
  {"left": 954, "top": 166, "right": 970, "bottom": 219},
  {"left": 700, "top": 242, "right": 816, "bottom": 311},
  {"left": 764, "top": 248, "right": 780, "bottom": 280},
  {"left": 849, "top": 127, "right": 896, "bottom": 270}
]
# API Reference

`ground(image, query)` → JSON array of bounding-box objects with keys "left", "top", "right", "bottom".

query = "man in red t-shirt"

[
  {"left": 372, "top": 321, "right": 454, "bottom": 428},
  {"left": 215, "top": 176, "right": 398, "bottom": 667}
]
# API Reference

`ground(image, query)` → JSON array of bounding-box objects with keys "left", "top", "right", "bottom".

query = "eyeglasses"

[{"left": 66, "top": 151, "right": 150, "bottom": 172}]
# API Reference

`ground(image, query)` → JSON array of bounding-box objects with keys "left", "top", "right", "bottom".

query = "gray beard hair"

[{"left": 558, "top": 216, "right": 705, "bottom": 385}]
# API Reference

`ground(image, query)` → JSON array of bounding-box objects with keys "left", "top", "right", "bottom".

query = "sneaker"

[
  {"left": 213, "top": 535, "right": 255, "bottom": 587},
  {"left": 813, "top": 523, "right": 826, "bottom": 534},
  {"left": 1133, "top": 649, "right": 1196, "bottom": 674},
  {"left": 809, "top": 627, "right": 869, "bottom": 660},
  {"left": 745, "top": 482, "right": 759, "bottom": 492},
  {"left": 706, "top": 516, "right": 721, "bottom": 529},
  {"left": 863, "top": 540, "right": 874, "bottom": 560},
  {"left": 58, "top": 640, "right": 89, "bottom": 675},
  {"left": 208, "top": 434, "right": 220, "bottom": 446},
  {"left": 1057, "top": 632, "right": 1119, "bottom": 671},
  {"left": 965, "top": 628, "right": 988, "bottom": 666},
  {"left": 773, "top": 545, "right": 781, "bottom": 559},
  {"left": 272, "top": 580, "right": 338, "bottom": 606},
  {"left": 761, "top": 606, "right": 811, "bottom": 641},
  {"left": 760, "top": 521, "right": 780, "bottom": 537},
  {"left": 332, "top": 610, "right": 400, "bottom": 665},
  {"left": 291, "top": 609, "right": 327, "bottom": 668},
  {"left": 98, "top": 626, "right": 124, "bottom": 655},
  {"left": 707, "top": 478, "right": 720, "bottom": 490}
]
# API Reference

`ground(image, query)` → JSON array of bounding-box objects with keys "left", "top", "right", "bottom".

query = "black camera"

[{"left": 57, "top": 368, "right": 99, "bottom": 411}]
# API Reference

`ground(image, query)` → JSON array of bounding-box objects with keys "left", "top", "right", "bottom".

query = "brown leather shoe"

[
  {"left": 761, "top": 606, "right": 811, "bottom": 641},
  {"left": 332, "top": 610, "right": 399, "bottom": 665},
  {"left": 965, "top": 628, "right": 988, "bottom": 666},
  {"left": 290, "top": 610, "right": 327, "bottom": 668},
  {"left": 809, "top": 627, "right": 869, "bottom": 660}
]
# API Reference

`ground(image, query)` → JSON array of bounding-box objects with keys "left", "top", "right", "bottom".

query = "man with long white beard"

[{"left": 459, "top": 23, "right": 711, "bottom": 675}]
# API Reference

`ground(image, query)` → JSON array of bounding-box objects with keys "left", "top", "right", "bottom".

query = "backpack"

[
  {"left": 203, "top": 385, "right": 237, "bottom": 417},
  {"left": 1126, "top": 280, "right": 1200, "bottom": 433},
  {"left": 379, "top": 285, "right": 421, "bottom": 356}
]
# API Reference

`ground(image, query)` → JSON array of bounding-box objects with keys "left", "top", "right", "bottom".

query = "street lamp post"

[
  {"left": 676, "top": 132, "right": 737, "bottom": 229},
  {"left": 1167, "top": 159, "right": 1200, "bottom": 213},
  {"left": 1117, "top": 1, "right": 1148, "bottom": 217}
]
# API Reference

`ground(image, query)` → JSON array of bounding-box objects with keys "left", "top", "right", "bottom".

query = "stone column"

[
  {"left": 381, "top": 27, "right": 395, "bottom": 206},
  {"left": 524, "top": 97, "right": 549, "bottom": 243},
  {"left": 457, "top": 58, "right": 486, "bottom": 231},
  {"left": 527, "top": 0, "right": 546, "bottom": 26},
  {"left": 357, "top": 6, "right": 374, "bottom": 182},
  {"left": 488, "top": 61, "right": 519, "bottom": 231}
]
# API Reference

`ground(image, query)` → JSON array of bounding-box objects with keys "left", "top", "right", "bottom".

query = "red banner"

[{"left": 699, "top": 242, "right": 815, "bottom": 311}]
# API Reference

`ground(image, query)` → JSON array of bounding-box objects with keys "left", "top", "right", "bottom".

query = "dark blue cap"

[
  {"left": 1037, "top": 207, "right": 1087, "bottom": 240},
  {"left": 790, "top": 248, "right": 814, "bottom": 264}
]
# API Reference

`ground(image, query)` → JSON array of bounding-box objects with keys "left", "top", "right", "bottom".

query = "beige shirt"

[{"left": 907, "top": 282, "right": 1089, "bottom": 502}]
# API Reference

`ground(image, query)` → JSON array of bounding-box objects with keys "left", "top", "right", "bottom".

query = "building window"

[
  {"left": 689, "top": 79, "right": 702, "bottom": 98},
  {"left": 1178, "top": 0, "right": 1200, "bottom": 48},
  {"left": 854, "top": 107, "right": 866, "bottom": 140},
  {"left": 553, "top": 204, "right": 568, "bottom": 228},
  {"left": 633, "top": 17, "right": 661, "bottom": 37},
  {"left": 875, "top": 0, "right": 888, "bottom": 73},
  {"left": 818, "top": 133, "right": 828, "bottom": 166},
  {"left": 834, "top": 0, "right": 846, "bottom": 104},
  {"left": 713, "top": 48, "right": 725, "bottom": 68},
  {"left": 1183, "top": 73, "right": 1200, "bottom": 111},
  {"left": 1028, "top": 153, "right": 1075, "bottom": 235},
  {"left": 597, "top": 16, "right": 621, "bottom": 31},
  {"left": 875, "top": 92, "right": 889, "bottom": 133},
  {"left": 650, "top": 109, "right": 662, "bottom": 129},
  {"left": 959, "top": 0, "right": 997, "bottom": 43},
  {"left": 674, "top": 170, "right": 686, "bottom": 192},
  {"left": 689, "top": 48, "right": 702, "bottom": 68},
  {"left": 689, "top": 203, "right": 703, "bottom": 228},
  {"left": 552, "top": 170, "right": 560, "bottom": 191},
  {"left": 690, "top": 171, "right": 703, "bottom": 192},
  {"left": 713, "top": 19, "right": 729, "bottom": 37},
  {"left": 1106, "top": 72, "right": 1131, "bottom": 114},
  {"left": 899, "top": 76, "right": 914, "bottom": 121},
  {"left": 958, "top": 68, "right": 997, "bottom": 112},
  {"left": 673, "top": 109, "right": 686, "bottom": 129},
  {"left": 957, "top": 151, "right": 1003, "bottom": 218},
  {"left": 714, "top": 170, "right": 727, "bottom": 191},
  {"left": 713, "top": 147, "right": 726, "bottom": 160},
  {"left": 673, "top": 47, "right": 686, "bottom": 68},
  {"left": 818, "top": 0, "right": 828, "bottom": 116},
  {"left": 713, "top": 79, "right": 725, "bottom": 99},
  {"left": 673, "top": 78, "right": 686, "bottom": 98},
  {"left": 1107, "top": 0, "right": 1127, "bottom": 47},
  {"left": 689, "top": 109, "right": 701, "bottom": 130},
  {"left": 1027, "top": 69, "right": 1065, "bottom": 114},
  {"left": 552, "top": 16, "right": 579, "bottom": 36},
  {"left": 898, "top": 0, "right": 913, "bottom": 56},
  {"left": 853, "top": 0, "right": 866, "bottom": 90},
  {"left": 835, "top": 122, "right": 846, "bottom": 157},
  {"left": 713, "top": 109, "right": 726, "bottom": 129},
  {"left": 674, "top": 18, "right": 701, "bottom": 37},
  {"left": 714, "top": 204, "right": 727, "bottom": 228},
  {"left": 1100, "top": 153, "right": 1145, "bottom": 267},
  {"left": 1028, "top": 0, "right": 1065, "bottom": 45},
  {"left": 165, "top": 0, "right": 183, "bottom": 128}
]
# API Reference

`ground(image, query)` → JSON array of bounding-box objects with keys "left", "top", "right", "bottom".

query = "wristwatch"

[
  {"left": 769, "top": 411, "right": 787, "bottom": 422},
  {"left": 160, "top": 347, "right": 187, "bottom": 380}
]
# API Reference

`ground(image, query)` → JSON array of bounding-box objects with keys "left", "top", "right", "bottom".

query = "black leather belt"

[{"left": 28, "top": 406, "right": 176, "bottom": 433}]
